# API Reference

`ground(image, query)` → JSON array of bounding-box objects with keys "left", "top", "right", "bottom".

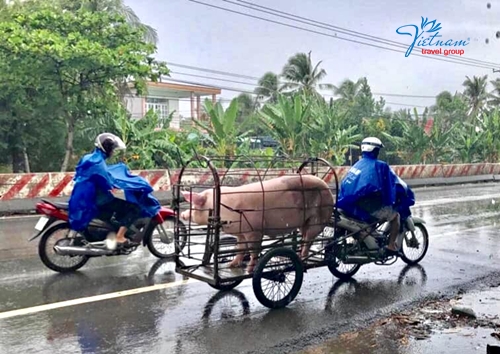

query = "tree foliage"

[{"left": 0, "top": 4, "right": 168, "bottom": 171}]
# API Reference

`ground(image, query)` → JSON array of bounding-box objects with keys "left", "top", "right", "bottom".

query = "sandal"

[{"left": 117, "top": 239, "right": 139, "bottom": 248}]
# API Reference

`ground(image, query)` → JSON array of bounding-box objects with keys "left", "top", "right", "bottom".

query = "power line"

[
  {"left": 167, "top": 62, "right": 259, "bottom": 81},
  {"left": 170, "top": 66, "right": 438, "bottom": 99},
  {"left": 170, "top": 70, "right": 260, "bottom": 87},
  {"left": 232, "top": 0, "right": 500, "bottom": 68},
  {"left": 161, "top": 77, "right": 430, "bottom": 109},
  {"left": 188, "top": 0, "right": 496, "bottom": 70}
]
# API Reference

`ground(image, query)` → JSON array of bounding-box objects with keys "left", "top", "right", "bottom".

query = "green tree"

[
  {"left": 281, "top": 51, "right": 333, "bottom": 97},
  {"left": 254, "top": 72, "right": 281, "bottom": 105},
  {"left": 488, "top": 78, "right": 500, "bottom": 107},
  {"left": 308, "top": 98, "right": 361, "bottom": 165},
  {"left": 192, "top": 98, "right": 250, "bottom": 163},
  {"left": 0, "top": 7, "right": 168, "bottom": 171},
  {"left": 476, "top": 108, "right": 500, "bottom": 162},
  {"left": 430, "top": 91, "right": 468, "bottom": 130},
  {"left": 236, "top": 93, "right": 257, "bottom": 123},
  {"left": 258, "top": 93, "right": 312, "bottom": 157},
  {"left": 462, "top": 75, "right": 488, "bottom": 119},
  {"left": 333, "top": 77, "right": 376, "bottom": 131}
]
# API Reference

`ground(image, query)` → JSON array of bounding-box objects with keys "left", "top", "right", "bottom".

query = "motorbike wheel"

[
  {"left": 326, "top": 230, "right": 362, "bottom": 280},
  {"left": 400, "top": 223, "right": 429, "bottom": 265},
  {"left": 328, "top": 261, "right": 362, "bottom": 281},
  {"left": 147, "top": 217, "right": 187, "bottom": 259},
  {"left": 38, "top": 222, "right": 90, "bottom": 273}
]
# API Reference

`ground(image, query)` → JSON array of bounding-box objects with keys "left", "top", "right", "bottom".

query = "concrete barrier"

[{"left": 1, "top": 163, "right": 499, "bottom": 215}]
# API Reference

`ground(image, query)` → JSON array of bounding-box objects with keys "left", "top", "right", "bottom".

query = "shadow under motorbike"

[{"left": 29, "top": 198, "right": 187, "bottom": 273}]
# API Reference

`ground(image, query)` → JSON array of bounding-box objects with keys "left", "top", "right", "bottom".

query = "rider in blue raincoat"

[
  {"left": 68, "top": 133, "right": 161, "bottom": 249},
  {"left": 337, "top": 137, "right": 412, "bottom": 256}
]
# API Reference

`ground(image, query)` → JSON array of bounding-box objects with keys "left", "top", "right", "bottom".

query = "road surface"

[{"left": 1, "top": 182, "right": 500, "bottom": 354}]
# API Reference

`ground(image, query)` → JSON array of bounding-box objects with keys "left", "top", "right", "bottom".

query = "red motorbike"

[{"left": 29, "top": 199, "right": 187, "bottom": 273}]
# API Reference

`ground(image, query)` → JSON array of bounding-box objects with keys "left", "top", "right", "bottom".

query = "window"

[{"left": 145, "top": 97, "right": 169, "bottom": 127}]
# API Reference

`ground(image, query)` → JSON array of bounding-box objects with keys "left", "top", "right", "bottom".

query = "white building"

[{"left": 124, "top": 81, "right": 221, "bottom": 130}]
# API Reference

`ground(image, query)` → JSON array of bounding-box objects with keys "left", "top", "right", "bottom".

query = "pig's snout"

[{"left": 180, "top": 210, "right": 190, "bottom": 221}]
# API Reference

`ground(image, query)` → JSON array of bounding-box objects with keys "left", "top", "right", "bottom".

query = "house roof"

[
  {"left": 128, "top": 80, "right": 221, "bottom": 98},
  {"left": 151, "top": 81, "right": 221, "bottom": 95}
]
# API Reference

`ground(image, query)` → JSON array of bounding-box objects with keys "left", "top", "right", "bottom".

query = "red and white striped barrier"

[
  {"left": 0, "top": 170, "right": 170, "bottom": 201},
  {"left": 1, "top": 163, "right": 500, "bottom": 201}
]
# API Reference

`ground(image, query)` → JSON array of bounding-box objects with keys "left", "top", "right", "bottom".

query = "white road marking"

[{"left": 0, "top": 278, "right": 194, "bottom": 320}]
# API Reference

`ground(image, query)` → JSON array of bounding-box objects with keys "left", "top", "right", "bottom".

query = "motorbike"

[
  {"left": 30, "top": 198, "right": 187, "bottom": 273},
  {"left": 324, "top": 178, "right": 429, "bottom": 280}
]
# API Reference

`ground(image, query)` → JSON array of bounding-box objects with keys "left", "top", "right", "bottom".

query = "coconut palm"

[
  {"left": 462, "top": 75, "right": 488, "bottom": 119},
  {"left": 280, "top": 51, "right": 333, "bottom": 97},
  {"left": 332, "top": 79, "right": 363, "bottom": 106},
  {"left": 488, "top": 78, "right": 500, "bottom": 107},
  {"left": 254, "top": 72, "right": 281, "bottom": 105}
]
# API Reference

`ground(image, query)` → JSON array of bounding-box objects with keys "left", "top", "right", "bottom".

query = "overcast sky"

[{"left": 125, "top": 0, "right": 500, "bottom": 115}]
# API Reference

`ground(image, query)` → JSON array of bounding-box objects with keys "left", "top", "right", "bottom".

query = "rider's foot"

[{"left": 117, "top": 239, "right": 139, "bottom": 248}]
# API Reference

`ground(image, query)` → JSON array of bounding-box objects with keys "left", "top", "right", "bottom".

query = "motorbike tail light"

[{"left": 36, "top": 202, "right": 57, "bottom": 216}]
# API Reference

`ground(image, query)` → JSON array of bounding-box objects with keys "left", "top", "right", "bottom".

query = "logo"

[{"left": 396, "top": 17, "right": 470, "bottom": 57}]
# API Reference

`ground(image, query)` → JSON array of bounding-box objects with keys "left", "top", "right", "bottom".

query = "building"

[{"left": 124, "top": 81, "right": 221, "bottom": 130}]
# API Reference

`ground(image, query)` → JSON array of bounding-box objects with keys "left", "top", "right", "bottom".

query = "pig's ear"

[
  {"left": 181, "top": 190, "right": 191, "bottom": 202},
  {"left": 181, "top": 191, "right": 206, "bottom": 206}
]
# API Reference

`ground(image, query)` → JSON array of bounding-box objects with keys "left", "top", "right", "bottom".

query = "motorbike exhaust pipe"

[
  {"left": 343, "top": 255, "right": 373, "bottom": 264},
  {"left": 54, "top": 245, "right": 114, "bottom": 256}
]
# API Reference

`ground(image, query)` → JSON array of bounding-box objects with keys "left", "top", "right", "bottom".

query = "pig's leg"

[
  {"left": 301, "top": 223, "right": 324, "bottom": 260},
  {"left": 245, "top": 232, "right": 262, "bottom": 273},
  {"left": 227, "top": 234, "right": 247, "bottom": 268}
]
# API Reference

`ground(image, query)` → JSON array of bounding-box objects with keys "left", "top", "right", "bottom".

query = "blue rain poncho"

[
  {"left": 337, "top": 151, "right": 398, "bottom": 222},
  {"left": 68, "top": 149, "right": 161, "bottom": 231},
  {"left": 394, "top": 174, "right": 415, "bottom": 221},
  {"left": 337, "top": 152, "right": 416, "bottom": 222}
]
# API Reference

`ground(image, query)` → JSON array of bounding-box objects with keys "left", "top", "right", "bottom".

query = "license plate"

[{"left": 34, "top": 216, "right": 49, "bottom": 231}]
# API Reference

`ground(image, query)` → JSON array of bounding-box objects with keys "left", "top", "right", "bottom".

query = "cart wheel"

[{"left": 252, "top": 247, "right": 304, "bottom": 309}]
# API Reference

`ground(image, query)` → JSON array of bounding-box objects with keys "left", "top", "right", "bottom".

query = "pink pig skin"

[{"left": 181, "top": 174, "right": 334, "bottom": 272}]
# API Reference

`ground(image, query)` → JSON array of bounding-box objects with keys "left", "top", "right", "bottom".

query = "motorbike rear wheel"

[{"left": 39, "top": 222, "right": 90, "bottom": 273}]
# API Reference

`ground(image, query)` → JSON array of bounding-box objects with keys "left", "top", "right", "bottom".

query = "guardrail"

[{"left": 0, "top": 163, "right": 499, "bottom": 215}]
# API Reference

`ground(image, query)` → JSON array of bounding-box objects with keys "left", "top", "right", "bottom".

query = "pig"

[{"left": 180, "top": 174, "right": 334, "bottom": 272}]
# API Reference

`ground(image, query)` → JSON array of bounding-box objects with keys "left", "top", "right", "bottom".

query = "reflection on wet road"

[{"left": 0, "top": 182, "right": 500, "bottom": 354}]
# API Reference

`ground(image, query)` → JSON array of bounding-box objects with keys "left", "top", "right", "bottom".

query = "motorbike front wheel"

[
  {"left": 147, "top": 217, "right": 187, "bottom": 259},
  {"left": 38, "top": 222, "right": 90, "bottom": 273},
  {"left": 400, "top": 223, "right": 429, "bottom": 265}
]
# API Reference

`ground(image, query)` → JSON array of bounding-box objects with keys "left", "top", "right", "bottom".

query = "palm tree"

[
  {"left": 462, "top": 75, "right": 488, "bottom": 119},
  {"left": 280, "top": 51, "right": 333, "bottom": 97},
  {"left": 333, "top": 79, "right": 363, "bottom": 106},
  {"left": 254, "top": 72, "right": 280, "bottom": 105},
  {"left": 488, "top": 78, "right": 500, "bottom": 107},
  {"left": 431, "top": 91, "right": 453, "bottom": 113}
]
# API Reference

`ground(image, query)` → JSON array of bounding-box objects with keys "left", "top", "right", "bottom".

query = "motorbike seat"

[
  {"left": 88, "top": 218, "right": 114, "bottom": 229},
  {"left": 41, "top": 199, "right": 69, "bottom": 210},
  {"left": 336, "top": 208, "right": 373, "bottom": 227}
]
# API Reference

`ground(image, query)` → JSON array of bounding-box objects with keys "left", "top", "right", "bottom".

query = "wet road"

[{"left": 1, "top": 182, "right": 500, "bottom": 354}]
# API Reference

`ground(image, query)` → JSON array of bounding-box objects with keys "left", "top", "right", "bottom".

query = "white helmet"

[
  {"left": 361, "top": 137, "right": 384, "bottom": 152},
  {"left": 94, "top": 133, "right": 126, "bottom": 157}
]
